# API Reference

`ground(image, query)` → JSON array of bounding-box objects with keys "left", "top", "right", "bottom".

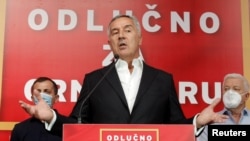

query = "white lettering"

[
  {"left": 105, "top": 134, "right": 153, "bottom": 141},
  {"left": 171, "top": 11, "right": 190, "bottom": 33},
  {"left": 212, "top": 129, "right": 247, "bottom": 136},
  {"left": 28, "top": 9, "right": 220, "bottom": 34},
  {"left": 87, "top": 10, "right": 103, "bottom": 31},
  {"left": 58, "top": 9, "right": 77, "bottom": 30},
  {"left": 201, "top": 82, "right": 221, "bottom": 104},
  {"left": 28, "top": 9, "right": 48, "bottom": 30},
  {"left": 54, "top": 79, "right": 67, "bottom": 102},
  {"left": 179, "top": 81, "right": 222, "bottom": 104},
  {"left": 142, "top": 4, "right": 161, "bottom": 32},
  {"left": 179, "top": 82, "right": 197, "bottom": 104},
  {"left": 200, "top": 12, "right": 220, "bottom": 34},
  {"left": 71, "top": 80, "right": 82, "bottom": 102},
  {"left": 25, "top": 79, "right": 222, "bottom": 104}
]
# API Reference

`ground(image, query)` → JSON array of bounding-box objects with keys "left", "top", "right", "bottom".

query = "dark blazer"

[
  {"left": 51, "top": 62, "right": 194, "bottom": 136},
  {"left": 10, "top": 117, "right": 61, "bottom": 141}
]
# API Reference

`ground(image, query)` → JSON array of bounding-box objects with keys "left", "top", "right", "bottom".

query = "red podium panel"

[{"left": 63, "top": 124, "right": 195, "bottom": 141}]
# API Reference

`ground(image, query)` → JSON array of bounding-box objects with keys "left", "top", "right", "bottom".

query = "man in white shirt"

[{"left": 19, "top": 14, "right": 228, "bottom": 138}]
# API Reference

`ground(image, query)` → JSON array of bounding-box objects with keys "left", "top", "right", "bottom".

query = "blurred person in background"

[
  {"left": 10, "top": 77, "right": 61, "bottom": 141},
  {"left": 196, "top": 73, "right": 250, "bottom": 141}
]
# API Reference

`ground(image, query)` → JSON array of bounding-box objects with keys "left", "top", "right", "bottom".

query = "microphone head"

[{"left": 114, "top": 54, "right": 119, "bottom": 59}]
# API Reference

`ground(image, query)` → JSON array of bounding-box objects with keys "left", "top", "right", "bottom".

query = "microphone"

[{"left": 77, "top": 54, "right": 119, "bottom": 123}]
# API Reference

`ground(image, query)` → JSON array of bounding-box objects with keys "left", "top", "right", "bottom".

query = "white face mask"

[
  {"left": 33, "top": 92, "right": 53, "bottom": 107},
  {"left": 222, "top": 89, "right": 246, "bottom": 109}
]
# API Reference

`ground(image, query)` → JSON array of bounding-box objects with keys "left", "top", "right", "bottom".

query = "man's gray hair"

[
  {"left": 107, "top": 14, "right": 141, "bottom": 36},
  {"left": 223, "top": 73, "right": 250, "bottom": 92}
]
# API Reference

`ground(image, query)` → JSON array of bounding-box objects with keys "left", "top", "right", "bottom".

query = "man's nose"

[
  {"left": 40, "top": 90, "right": 46, "bottom": 93},
  {"left": 118, "top": 31, "right": 125, "bottom": 38}
]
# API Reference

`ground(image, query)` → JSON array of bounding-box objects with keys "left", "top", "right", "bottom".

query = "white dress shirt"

[
  {"left": 46, "top": 56, "right": 203, "bottom": 137},
  {"left": 115, "top": 57, "right": 143, "bottom": 113}
]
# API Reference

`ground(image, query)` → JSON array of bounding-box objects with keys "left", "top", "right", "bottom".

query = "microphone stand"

[{"left": 77, "top": 55, "right": 119, "bottom": 123}]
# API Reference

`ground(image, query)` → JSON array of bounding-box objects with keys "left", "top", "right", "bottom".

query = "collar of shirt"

[
  {"left": 115, "top": 56, "right": 144, "bottom": 71},
  {"left": 219, "top": 108, "right": 250, "bottom": 124},
  {"left": 115, "top": 56, "right": 143, "bottom": 113},
  {"left": 222, "top": 108, "right": 249, "bottom": 117},
  {"left": 115, "top": 56, "right": 143, "bottom": 84}
]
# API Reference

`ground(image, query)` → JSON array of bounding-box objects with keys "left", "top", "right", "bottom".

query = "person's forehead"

[
  {"left": 224, "top": 78, "right": 243, "bottom": 87},
  {"left": 110, "top": 17, "right": 134, "bottom": 28},
  {"left": 33, "top": 81, "right": 53, "bottom": 89}
]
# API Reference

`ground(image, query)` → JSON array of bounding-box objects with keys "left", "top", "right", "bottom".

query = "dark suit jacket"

[
  {"left": 10, "top": 117, "right": 61, "bottom": 141},
  {"left": 51, "top": 62, "right": 194, "bottom": 136}
]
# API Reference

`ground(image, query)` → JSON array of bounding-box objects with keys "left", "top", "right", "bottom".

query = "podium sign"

[{"left": 63, "top": 124, "right": 195, "bottom": 141}]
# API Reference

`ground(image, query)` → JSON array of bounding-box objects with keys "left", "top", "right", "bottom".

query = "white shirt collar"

[{"left": 115, "top": 56, "right": 143, "bottom": 71}]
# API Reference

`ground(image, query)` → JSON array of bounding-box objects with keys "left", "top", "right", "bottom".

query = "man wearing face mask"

[
  {"left": 10, "top": 77, "right": 61, "bottom": 141},
  {"left": 196, "top": 73, "right": 250, "bottom": 141}
]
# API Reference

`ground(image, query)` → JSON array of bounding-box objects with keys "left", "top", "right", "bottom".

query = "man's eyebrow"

[
  {"left": 110, "top": 28, "right": 118, "bottom": 32},
  {"left": 111, "top": 24, "right": 133, "bottom": 31},
  {"left": 124, "top": 24, "right": 133, "bottom": 29}
]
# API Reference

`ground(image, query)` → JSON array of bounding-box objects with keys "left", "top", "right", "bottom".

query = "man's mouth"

[
  {"left": 118, "top": 41, "right": 127, "bottom": 48},
  {"left": 119, "top": 42, "right": 126, "bottom": 47}
]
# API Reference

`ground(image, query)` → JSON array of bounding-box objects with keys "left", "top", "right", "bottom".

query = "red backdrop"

[{"left": 0, "top": 0, "right": 247, "bottom": 140}]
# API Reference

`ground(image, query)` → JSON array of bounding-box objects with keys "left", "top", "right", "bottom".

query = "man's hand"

[
  {"left": 19, "top": 90, "right": 54, "bottom": 123},
  {"left": 196, "top": 98, "right": 228, "bottom": 128}
]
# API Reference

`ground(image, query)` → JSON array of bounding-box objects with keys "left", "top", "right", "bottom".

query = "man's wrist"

[{"left": 44, "top": 109, "right": 57, "bottom": 131}]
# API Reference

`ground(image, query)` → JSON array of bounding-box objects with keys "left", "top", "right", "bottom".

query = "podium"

[{"left": 63, "top": 124, "right": 195, "bottom": 141}]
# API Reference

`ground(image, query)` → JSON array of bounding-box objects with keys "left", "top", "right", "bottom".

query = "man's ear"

[
  {"left": 55, "top": 95, "right": 59, "bottom": 102},
  {"left": 139, "top": 36, "right": 142, "bottom": 45},
  {"left": 246, "top": 92, "right": 250, "bottom": 98}
]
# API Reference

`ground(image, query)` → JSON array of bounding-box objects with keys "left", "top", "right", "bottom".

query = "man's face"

[
  {"left": 223, "top": 78, "right": 248, "bottom": 102},
  {"left": 31, "top": 80, "right": 58, "bottom": 107},
  {"left": 108, "top": 17, "right": 142, "bottom": 61},
  {"left": 223, "top": 78, "right": 244, "bottom": 94}
]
